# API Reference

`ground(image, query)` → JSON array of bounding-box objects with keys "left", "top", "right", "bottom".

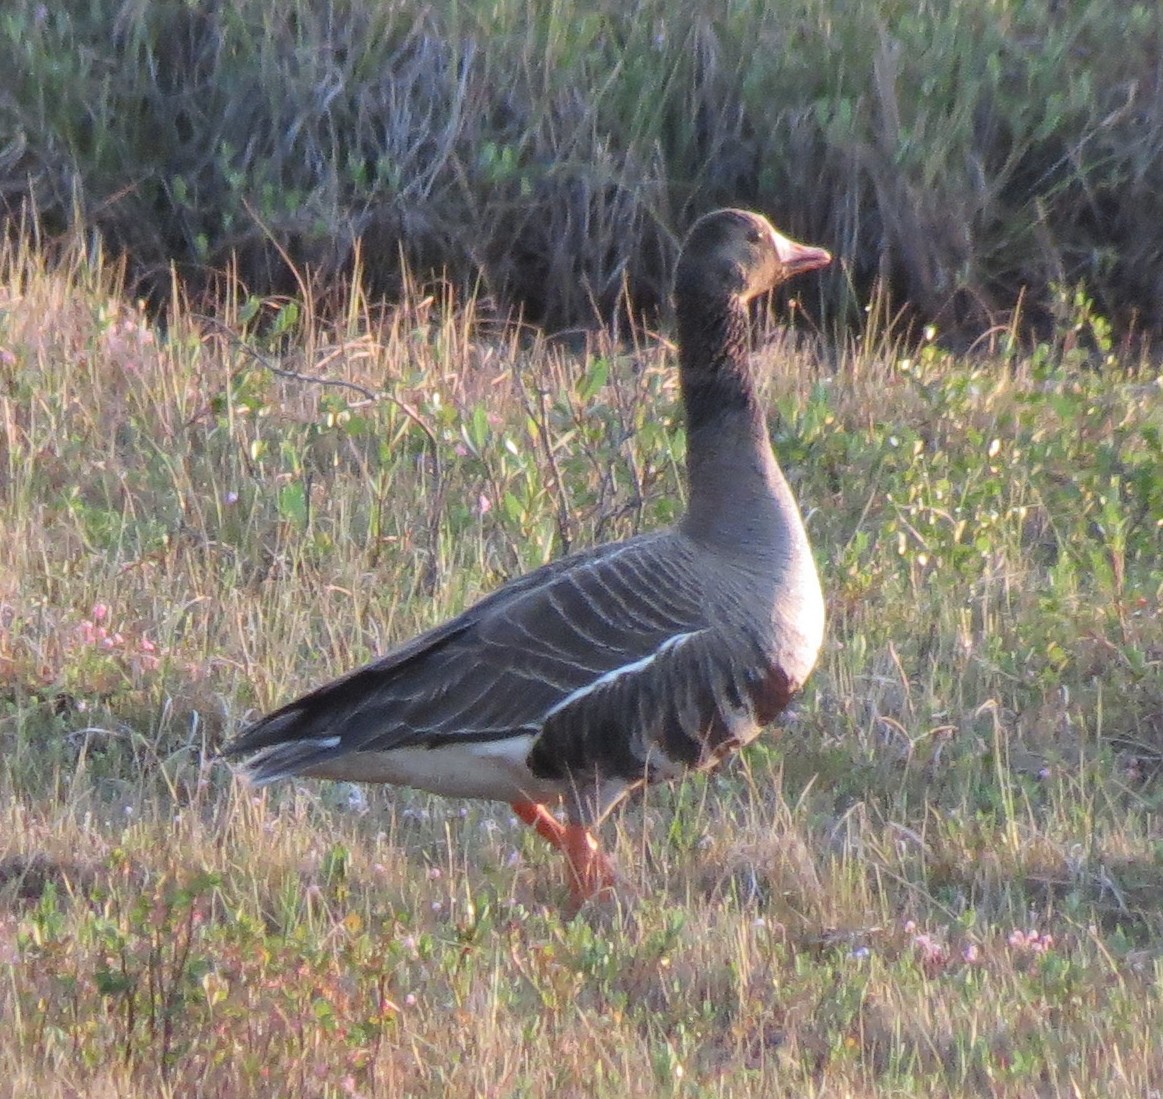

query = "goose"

[{"left": 222, "top": 209, "right": 831, "bottom": 910}]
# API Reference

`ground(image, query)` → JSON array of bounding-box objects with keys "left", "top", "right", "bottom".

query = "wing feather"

[{"left": 223, "top": 532, "right": 712, "bottom": 774}]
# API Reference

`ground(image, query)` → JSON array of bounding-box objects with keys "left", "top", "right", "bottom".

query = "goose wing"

[{"left": 223, "top": 532, "right": 713, "bottom": 782}]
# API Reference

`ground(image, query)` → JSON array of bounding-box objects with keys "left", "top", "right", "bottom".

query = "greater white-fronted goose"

[{"left": 222, "top": 209, "right": 830, "bottom": 909}]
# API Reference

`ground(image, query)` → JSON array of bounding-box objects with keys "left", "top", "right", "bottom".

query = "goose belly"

[{"left": 302, "top": 734, "right": 565, "bottom": 803}]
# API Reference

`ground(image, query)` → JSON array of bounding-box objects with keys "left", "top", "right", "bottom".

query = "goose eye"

[{"left": 745, "top": 227, "right": 762, "bottom": 244}]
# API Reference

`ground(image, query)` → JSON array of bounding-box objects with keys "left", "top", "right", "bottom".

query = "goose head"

[{"left": 674, "top": 209, "right": 831, "bottom": 306}]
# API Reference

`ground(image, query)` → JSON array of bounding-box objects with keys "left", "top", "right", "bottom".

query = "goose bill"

[{"left": 771, "top": 230, "right": 831, "bottom": 275}]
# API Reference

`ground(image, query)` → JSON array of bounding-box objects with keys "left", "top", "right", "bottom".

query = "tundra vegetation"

[{"left": 3, "top": 0, "right": 1162, "bottom": 336}]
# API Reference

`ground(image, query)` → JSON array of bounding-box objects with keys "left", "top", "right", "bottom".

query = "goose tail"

[{"left": 233, "top": 736, "right": 344, "bottom": 785}]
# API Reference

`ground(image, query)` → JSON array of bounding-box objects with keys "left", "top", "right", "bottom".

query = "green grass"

[{"left": 2, "top": 227, "right": 1163, "bottom": 1096}]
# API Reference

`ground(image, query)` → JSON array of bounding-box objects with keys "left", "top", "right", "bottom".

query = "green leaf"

[
  {"left": 271, "top": 301, "right": 300, "bottom": 336},
  {"left": 238, "top": 297, "right": 261, "bottom": 325},
  {"left": 278, "top": 482, "right": 308, "bottom": 527},
  {"left": 94, "top": 966, "right": 133, "bottom": 997},
  {"left": 467, "top": 403, "right": 489, "bottom": 454},
  {"left": 502, "top": 491, "right": 523, "bottom": 523},
  {"left": 578, "top": 358, "right": 609, "bottom": 402}
]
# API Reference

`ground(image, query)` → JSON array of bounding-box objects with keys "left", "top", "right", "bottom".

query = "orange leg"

[
  {"left": 511, "top": 802, "right": 618, "bottom": 909},
  {"left": 560, "top": 822, "right": 618, "bottom": 910},
  {"left": 511, "top": 801, "right": 569, "bottom": 848}
]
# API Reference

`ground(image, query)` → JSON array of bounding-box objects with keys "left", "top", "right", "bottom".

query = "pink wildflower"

[
  {"left": 1007, "top": 928, "right": 1054, "bottom": 954},
  {"left": 912, "top": 932, "right": 948, "bottom": 974}
]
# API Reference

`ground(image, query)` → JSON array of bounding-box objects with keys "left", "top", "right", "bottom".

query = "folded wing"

[{"left": 223, "top": 532, "right": 716, "bottom": 783}]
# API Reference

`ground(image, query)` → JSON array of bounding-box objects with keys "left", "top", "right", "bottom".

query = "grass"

[
  {"left": 1, "top": 225, "right": 1163, "bottom": 1096},
  {"left": 3, "top": 0, "right": 1163, "bottom": 335}
]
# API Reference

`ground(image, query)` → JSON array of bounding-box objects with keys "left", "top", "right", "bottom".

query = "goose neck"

[{"left": 676, "top": 295, "right": 796, "bottom": 548}]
